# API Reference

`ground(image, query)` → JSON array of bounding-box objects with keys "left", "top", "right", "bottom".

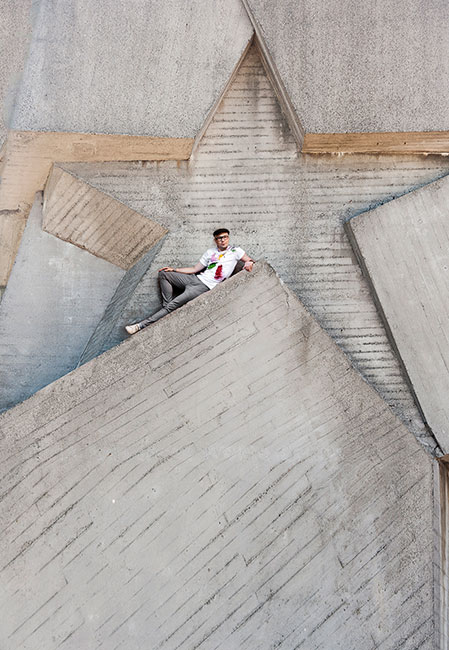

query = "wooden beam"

[
  {"left": 0, "top": 130, "right": 193, "bottom": 212},
  {"left": 303, "top": 131, "right": 449, "bottom": 154},
  {"left": 0, "top": 130, "right": 192, "bottom": 285}
]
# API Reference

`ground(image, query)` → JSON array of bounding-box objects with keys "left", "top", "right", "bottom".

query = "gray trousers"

[{"left": 138, "top": 270, "right": 209, "bottom": 328}]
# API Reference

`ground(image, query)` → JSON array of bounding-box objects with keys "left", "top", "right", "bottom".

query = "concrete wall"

[
  {"left": 243, "top": 0, "right": 449, "bottom": 135},
  {"left": 0, "top": 194, "right": 124, "bottom": 411},
  {"left": 62, "top": 46, "right": 449, "bottom": 454},
  {"left": 10, "top": 0, "right": 253, "bottom": 138},
  {"left": 347, "top": 174, "right": 449, "bottom": 455},
  {"left": 0, "top": 0, "right": 35, "bottom": 148},
  {"left": 0, "top": 262, "right": 437, "bottom": 649}
]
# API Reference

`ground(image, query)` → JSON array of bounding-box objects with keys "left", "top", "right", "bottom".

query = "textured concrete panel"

[
  {"left": 10, "top": 0, "right": 252, "bottom": 138},
  {"left": 0, "top": 0, "right": 34, "bottom": 148},
  {"left": 79, "top": 237, "right": 166, "bottom": 364},
  {"left": 0, "top": 194, "right": 124, "bottom": 411},
  {"left": 62, "top": 46, "right": 449, "bottom": 454},
  {"left": 43, "top": 166, "right": 167, "bottom": 269},
  {"left": 0, "top": 262, "right": 436, "bottom": 649},
  {"left": 243, "top": 0, "right": 449, "bottom": 135},
  {"left": 347, "top": 175, "right": 449, "bottom": 455}
]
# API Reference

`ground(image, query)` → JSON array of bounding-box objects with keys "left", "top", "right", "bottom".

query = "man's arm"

[
  {"left": 159, "top": 262, "right": 206, "bottom": 274},
  {"left": 240, "top": 253, "right": 255, "bottom": 272}
]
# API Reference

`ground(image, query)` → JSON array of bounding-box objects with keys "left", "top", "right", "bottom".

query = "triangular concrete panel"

[
  {"left": 347, "top": 174, "right": 449, "bottom": 454},
  {"left": 0, "top": 262, "right": 437, "bottom": 649}
]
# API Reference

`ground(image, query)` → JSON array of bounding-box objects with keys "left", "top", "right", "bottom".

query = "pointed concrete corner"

[
  {"left": 243, "top": 0, "right": 449, "bottom": 153},
  {"left": 346, "top": 173, "right": 449, "bottom": 454},
  {"left": 0, "top": 261, "right": 437, "bottom": 649},
  {"left": 43, "top": 165, "right": 168, "bottom": 270}
]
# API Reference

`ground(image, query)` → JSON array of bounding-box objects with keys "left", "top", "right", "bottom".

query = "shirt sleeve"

[
  {"left": 234, "top": 247, "right": 245, "bottom": 260},
  {"left": 199, "top": 250, "right": 210, "bottom": 267}
]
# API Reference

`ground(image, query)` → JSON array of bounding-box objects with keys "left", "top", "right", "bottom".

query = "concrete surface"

[
  {"left": 243, "top": 0, "right": 449, "bottom": 135},
  {"left": 0, "top": 194, "right": 124, "bottom": 411},
  {"left": 43, "top": 165, "right": 168, "bottom": 270},
  {"left": 0, "top": 0, "right": 35, "bottom": 147},
  {"left": 79, "top": 237, "right": 166, "bottom": 364},
  {"left": 10, "top": 0, "right": 253, "bottom": 138},
  {"left": 347, "top": 174, "right": 449, "bottom": 455},
  {"left": 63, "top": 46, "right": 449, "bottom": 454},
  {"left": 0, "top": 262, "right": 437, "bottom": 649}
]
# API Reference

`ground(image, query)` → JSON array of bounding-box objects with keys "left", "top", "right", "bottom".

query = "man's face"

[{"left": 214, "top": 233, "right": 229, "bottom": 251}]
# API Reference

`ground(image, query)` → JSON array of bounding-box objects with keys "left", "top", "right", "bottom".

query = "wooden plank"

[
  {"left": 303, "top": 131, "right": 449, "bottom": 154},
  {"left": 0, "top": 130, "right": 191, "bottom": 284},
  {"left": 0, "top": 130, "right": 193, "bottom": 211}
]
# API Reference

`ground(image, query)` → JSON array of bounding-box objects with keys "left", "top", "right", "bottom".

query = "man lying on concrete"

[{"left": 125, "top": 228, "right": 254, "bottom": 334}]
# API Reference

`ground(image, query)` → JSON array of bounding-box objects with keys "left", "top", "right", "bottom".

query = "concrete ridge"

[{"left": 346, "top": 173, "right": 449, "bottom": 455}]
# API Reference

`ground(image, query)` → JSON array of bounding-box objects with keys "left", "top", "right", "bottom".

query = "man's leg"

[
  {"left": 126, "top": 275, "right": 208, "bottom": 333},
  {"left": 158, "top": 270, "right": 190, "bottom": 307}
]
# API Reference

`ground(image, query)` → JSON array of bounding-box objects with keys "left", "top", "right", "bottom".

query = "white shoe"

[{"left": 125, "top": 323, "right": 142, "bottom": 335}]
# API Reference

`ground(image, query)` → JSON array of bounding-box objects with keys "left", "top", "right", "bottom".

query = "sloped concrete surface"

[
  {"left": 0, "top": 262, "right": 435, "bottom": 649},
  {"left": 10, "top": 0, "right": 252, "bottom": 138},
  {"left": 62, "top": 47, "right": 449, "bottom": 453},
  {"left": 0, "top": 194, "right": 124, "bottom": 411},
  {"left": 243, "top": 0, "right": 449, "bottom": 134},
  {"left": 43, "top": 165, "right": 167, "bottom": 270},
  {"left": 347, "top": 175, "right": 449, "bottom": 454}
]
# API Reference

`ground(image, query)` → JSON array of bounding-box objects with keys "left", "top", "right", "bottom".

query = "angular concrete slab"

[
  {"left": 43, "top": 165, "right": 167, "bottom": 270},
  {"left": 0, "top": 194, "right": 124, "bottom": 411},
  {"left": 347, "top": 175, "right": 449, "bottom": 455},
  {"left": 10, "top": 0, "right": 252, "bottom": 139},
  {"left": 62, "top": 46, "right": 449, "bottom": 453},
  {"left": 0, "top": 262, "right": 436, "bottom": 649},
  {"left": 243, "top": 0, "right": 449, "bottom": 151}
]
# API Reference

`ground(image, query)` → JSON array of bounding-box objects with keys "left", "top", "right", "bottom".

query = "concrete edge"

[
  {"left": 78, "top": 236, "right": 168, "bottom": 365},
  {"left": 343, "top": 216, "right": 441, "bottom": 456},
  {"left": 191, "top": 35, "right": 255, "bottom": 156},
  {"left": 0, "top": 259, "right": 435, "bottom": 466},
  {"left": 435, "top": 456, "right": 449, "bottom": 648},
  {"left": 240, "top": 0, "right": 305, "bottom": 150}
]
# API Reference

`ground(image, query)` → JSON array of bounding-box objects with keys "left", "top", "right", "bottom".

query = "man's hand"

[
  {"left": 159, "top": 266, "right": 175, "bottom": 272},
  {"left": 243, "top": 260, "right": 254, "bottom": 272}
]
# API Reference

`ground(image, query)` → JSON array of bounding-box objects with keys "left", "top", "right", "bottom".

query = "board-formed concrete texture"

[
  {"left": 0, "top": 194, "right": 124, "bottom": 412},
  {"left": 346, "top": 175, "right": 449, "bottom": 455},
  {"left": 10, "top": 0, "right": 253, "bottom": 138},
  {"left": 62, "top": 46, "right": 449, "bottom": 454},
  {"left": 0, "top": 262, "right": 438, "bottom": 649},
  {"left": 43, "top": 165, "right": 168, "bottom": 269},
  {"left": 0, "top": 0, "right": 34, "bottom": 148},
  {"left": 243, "top": 0, "right": 449, "bottom": 139}
]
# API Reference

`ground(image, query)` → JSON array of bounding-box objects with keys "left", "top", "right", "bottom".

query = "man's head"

[{"left": 213, "top": 228, "right": 230, "bottom": 251}]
